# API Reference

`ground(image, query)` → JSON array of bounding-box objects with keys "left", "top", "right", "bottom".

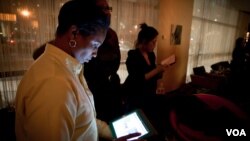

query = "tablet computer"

[{"left": 109, "top": 109, "right": 157, "bottom": 140}]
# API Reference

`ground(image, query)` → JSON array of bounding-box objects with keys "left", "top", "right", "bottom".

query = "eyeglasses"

[{"left": 101, "top": 6, "right": 112, "bottom": 12}]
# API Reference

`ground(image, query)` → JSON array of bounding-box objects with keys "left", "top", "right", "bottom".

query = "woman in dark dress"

[
  {"left": 123, "top": 23, "right": 167, "bottom": 112},
  {"left": 122, "top": 23, "right": 171, "bottom": 141}
]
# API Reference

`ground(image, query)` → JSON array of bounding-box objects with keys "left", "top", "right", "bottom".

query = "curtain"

[
  {"left": 0, "top": 0, "right": 67, "bottom": 109},
  {"left": 0, "top": 0, "right": 159, "bottom": 109},
  {"left": 108, "top": 0, "right": 159, "bottom": 83},
  {"left": 186, "top": 0, "right": 239, "bottom": 82}
]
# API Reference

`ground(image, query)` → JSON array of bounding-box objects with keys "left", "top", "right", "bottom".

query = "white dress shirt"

[{"left": 15, "top": 43, "right": 112, "bottom": 141}]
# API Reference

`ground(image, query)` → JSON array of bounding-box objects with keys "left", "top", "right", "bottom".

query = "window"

[
  {"left": 187, "top": 0, "right": 239, "bottom": 82},
  {"left": 0, "top": 0, "right": 65, "bottom": 108}
]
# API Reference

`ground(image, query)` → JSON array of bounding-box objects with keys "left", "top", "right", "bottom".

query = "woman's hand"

[
  {"left": 114, "top": 132, "right": 145, "bottom": 141},
  {"left": 156, "top": 64, "right": 166, "bottom": 72},
  {"left": 161, "top": 54, "right": 176, "bottom": 67}
]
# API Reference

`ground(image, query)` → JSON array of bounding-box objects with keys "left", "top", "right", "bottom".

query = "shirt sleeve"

[
  {"left": 96, "top": 119, "right": 113, "bottom": 140},
  {"left": 24, "top": 77, "right": 77, "bottom": 141}
]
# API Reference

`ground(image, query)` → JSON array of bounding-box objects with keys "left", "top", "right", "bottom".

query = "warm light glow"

[
  {"left": 10, "top": 40, "right": 15, "bottom": 44},
  {"left": 246, "top": 32, "right": 249, "bottom": 43},
  {"left": 7, "top": 39, "right": 16, "bottom": 45},
  {"left": 0, "top": 13, "right": 16, "bottom": 21},
  {"left": 20, "top": 9, "right": 30, "bottom": 17},
  {"left": 60, "top": 2, "right": 64, "bottom": 7},
  {"left": 134, "top": 25, "right": 138, "bottom": 29},
  {"left": 120, "top": 22, "right": 125, "bottom": 29},
  {"left": 120, "top": 39, "right": 124, "bottom": 44},
  {"left": 32, "top": 20, "right": 39, "bottom": 28}
]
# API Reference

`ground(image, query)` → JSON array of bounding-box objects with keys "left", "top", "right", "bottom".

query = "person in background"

[
  {"left": 33, "top": 40, "right": 53, "bottom": 60},
  {"left": 123, "top": 23, "right": 169, "bottom": 112},
  {"left": 15, "top": 0, "right": 141, "bottom": 140},
  {"left": 33, "top": 43, "right": 46, "bottom": 60},
  {"left": 84, "top": 0, "right": 123, "bottom": 125},
  {"left": 227, "top": 37, "right": 250, "bottom": 116},
  {"left": 122, "top": 23, "right": 173, "bottom": 141}
]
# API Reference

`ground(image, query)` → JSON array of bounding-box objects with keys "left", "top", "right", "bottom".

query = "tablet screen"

[{"left": 109, "top": 109, "right": 156, "bottom": 140}]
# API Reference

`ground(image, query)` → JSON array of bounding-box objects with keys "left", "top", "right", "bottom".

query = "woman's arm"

[{"left": 145, "top": 64, "right": 165, "bottom": 80}]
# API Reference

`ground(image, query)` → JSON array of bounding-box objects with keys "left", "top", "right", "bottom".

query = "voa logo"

[{"left": 226, "top": 129, "right": 246, "bottom": 136}]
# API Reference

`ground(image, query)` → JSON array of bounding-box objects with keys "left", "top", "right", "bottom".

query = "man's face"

[{"left": 96, "top": 0, "right": 112, "bottom": 18}]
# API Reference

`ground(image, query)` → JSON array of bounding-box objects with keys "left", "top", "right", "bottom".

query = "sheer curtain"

[
  {"left": 0, "top": 0, "right": 67, "bottom": 109},
  {"left": 186, "top": 0, "right": 239, "bottom": 82},
  {"left": 0, "top": 0, "right": 159, "bottom": 108}
]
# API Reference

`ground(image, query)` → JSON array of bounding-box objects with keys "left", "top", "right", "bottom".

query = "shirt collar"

[{"left": 45, "top": 43, "right": 83, "bottom": 76}]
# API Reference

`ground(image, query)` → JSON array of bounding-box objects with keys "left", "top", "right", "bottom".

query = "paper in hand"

[{"left": 161, "top": 54, "right": 176, "bottom": 66}]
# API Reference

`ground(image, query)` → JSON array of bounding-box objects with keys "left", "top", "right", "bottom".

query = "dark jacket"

[{"left": 123, "top": 49, "right": 162, "bottom": 110}]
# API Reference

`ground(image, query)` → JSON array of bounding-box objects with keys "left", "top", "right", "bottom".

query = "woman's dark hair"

[
  {"left": 56, "top": 0, "right": 110, "bottom": 36},
  {"left": 135, "top": 23, "right": 158, "bottom": 48}
]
